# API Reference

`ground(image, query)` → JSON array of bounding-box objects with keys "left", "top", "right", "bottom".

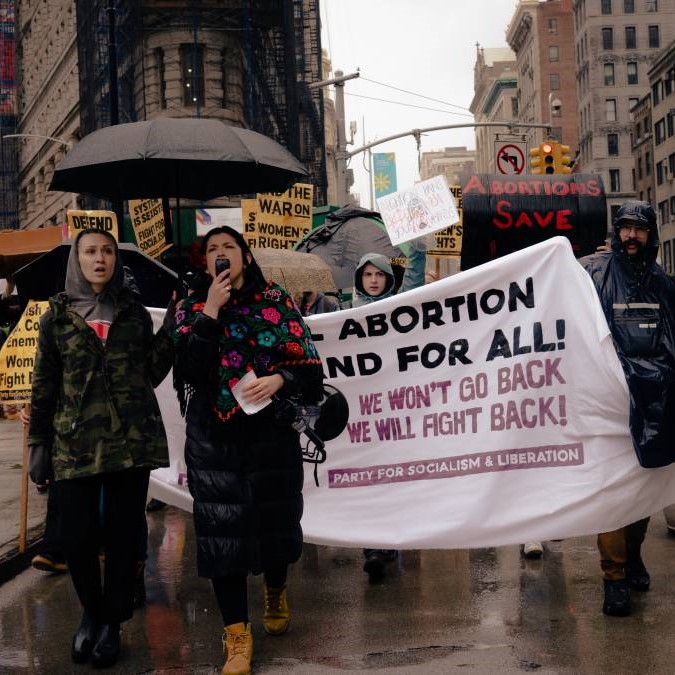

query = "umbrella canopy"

[
  {"left": 254, "top": 249, "right": 337, "bottom": 300},
  {"left": 0, "top": 226, "right": 63, "bottom": 278},
  {"left": 49, "top": 118, "right": 308, "bottom": 202},
  {"left": 295, "top": 205, "right": 408, "bottom": 290},
  {"left": 14, "top": 242, "right": 177, "bottom": 308}
]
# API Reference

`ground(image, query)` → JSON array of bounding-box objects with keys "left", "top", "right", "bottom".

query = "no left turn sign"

[{"left": 495, "top": 142, "right": 526, "bottom": 175}]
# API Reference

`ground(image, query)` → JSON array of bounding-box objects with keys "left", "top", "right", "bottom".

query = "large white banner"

[{"left": 149, "top": 237, "right": 675, "bottom": 549}]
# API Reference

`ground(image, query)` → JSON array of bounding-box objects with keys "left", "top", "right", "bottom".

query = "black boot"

[
  {"left": 71, "top": 611, "right": 99, "bottom": 663},
  {"left": 91, "top": 623, "right": 121, "bottom": 668},
  {"left": 603, "top": 579, "right": 631, "bottom": 617},
  {"left": 627, "top": 558, "right": 650, "bottom": 591}
]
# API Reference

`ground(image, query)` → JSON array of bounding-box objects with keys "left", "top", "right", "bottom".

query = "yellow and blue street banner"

[{"left": 373, "top": 152, "right": 397, "bottom": 199}]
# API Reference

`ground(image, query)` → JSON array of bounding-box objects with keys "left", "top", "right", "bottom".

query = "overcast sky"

[{"left": 320, "top": 0, "right": 520, "bottom": 207}]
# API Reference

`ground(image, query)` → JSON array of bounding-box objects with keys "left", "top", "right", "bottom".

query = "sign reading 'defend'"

[{"left": 376, "top": 175, "right": 460, "bottom": 246}]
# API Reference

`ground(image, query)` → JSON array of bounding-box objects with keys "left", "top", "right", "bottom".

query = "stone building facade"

[
  {"left": 506, "top": 0, "right": 579, "bottom": 154},
  {"left": 470, "top": 46, "right": 519, "bottom": 173},
  {"left": 573, "top": 0, "right": 675, "bottom": 223},
  {"left": 648, "top": 38, "right": 675, "bottom": 272}
]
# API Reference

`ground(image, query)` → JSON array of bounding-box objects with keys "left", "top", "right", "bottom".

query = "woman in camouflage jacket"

[{"left": 28, "top": 229, "right": 173, "bottom": 668}]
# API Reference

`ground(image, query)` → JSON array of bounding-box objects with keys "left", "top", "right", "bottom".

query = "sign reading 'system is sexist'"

[
  {"left": 245, "top": 183, "right": 313, "bottom": 249},
  {"left": 129, "top": 198, "right": 169, "bottom": 258},
  {"left": 0, "top": 301, "right": 48, "bottom": 403},
  {"left": 66, "top": 210, "right": 119, "bottom": 241},
  {"left": 460, "top": 174, "right": 607, "bottom": 270}
]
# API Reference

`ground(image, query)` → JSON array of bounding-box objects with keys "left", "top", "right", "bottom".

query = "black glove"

[{"left": 28, "top": 444, "right": 53, "bottom": 485}]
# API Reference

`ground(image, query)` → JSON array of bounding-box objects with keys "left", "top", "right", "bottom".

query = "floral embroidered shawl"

[{"left": 174, "top": 281, "right": 322, "bottom": 422}]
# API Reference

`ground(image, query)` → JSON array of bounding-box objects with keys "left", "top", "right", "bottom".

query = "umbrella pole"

[{"left": 176, "top": 194, "right": 182, "bottom": 262}]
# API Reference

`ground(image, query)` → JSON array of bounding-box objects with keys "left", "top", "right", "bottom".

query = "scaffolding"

[
  {"left": 0, "top": 0, "right": 18, "bottom": 230},
  {"left": 74, "top": 0, "right": 326, "bottom": 205}
]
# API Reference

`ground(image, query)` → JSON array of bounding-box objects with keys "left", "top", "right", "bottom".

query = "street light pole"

[{"left": 309, "top": 70, "right": 360, "bottom": 206}]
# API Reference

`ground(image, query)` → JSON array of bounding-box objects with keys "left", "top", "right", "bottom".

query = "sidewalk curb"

[{"left": 0, "top": 536, "right": 42, "bottom": 587}]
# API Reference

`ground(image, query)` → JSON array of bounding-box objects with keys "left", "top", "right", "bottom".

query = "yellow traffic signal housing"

[
  {"left": 529, "top": 145, "right": 543, "bottom": 174},
  {"left": 541, "top": 141, "right": 555, "bottom": 174},
  {"left": 555, "top": 143, "right": 572, "bottom": 174}
]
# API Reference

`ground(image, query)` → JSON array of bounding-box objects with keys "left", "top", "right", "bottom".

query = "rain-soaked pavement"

[{"left": 1, "top": 504, "right": 674, "bottom": 674}]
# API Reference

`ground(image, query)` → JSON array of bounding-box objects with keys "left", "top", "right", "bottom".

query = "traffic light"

[
  {"left": 529, "top": 145, "right": 544, "bottom": 174},
  {"left": 541, "top": 142, "right": 555, "bottom": 174},
  {"left": 529, "top": 141, "right": 572, "bottom": 174},
  {"left": 554, "top": 143, "right": 572, "bottom": 174}
]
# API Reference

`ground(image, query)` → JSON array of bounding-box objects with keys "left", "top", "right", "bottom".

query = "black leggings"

[{"left": 211, "top": 566, "right": 287, "bottom": 626}]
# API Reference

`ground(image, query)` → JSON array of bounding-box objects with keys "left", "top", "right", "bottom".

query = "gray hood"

[{"left": 65, "top": 230, "right": 124, "bottom": 322}]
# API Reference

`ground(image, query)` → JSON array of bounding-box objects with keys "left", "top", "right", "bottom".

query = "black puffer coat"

[
  {"left": 176, "top": 312, "right": 323, "bottom": 578},
  {"left": 580, "top": 202, "right": 675, "bottom": 467}
]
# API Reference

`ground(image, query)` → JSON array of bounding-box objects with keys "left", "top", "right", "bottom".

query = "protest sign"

[
  {"left": 0, "top": 301, "right": 48, "bottom": 404},
  {"left": 245, "top": 183, "right": 312, "bottom": 249},
  {"left": 128, "top": 198, "right": 169, "bottom": 257},
  {"left": 196, "top": 208, "right": 243, "bottom": 236},
  {"left": 427, "top": 185, "right": 463, "bottom": 257},
  {"left": 147, "top": 238, "right": 675, "bottom": 548},
  {"left": 460, "top": 174, "right": 607, "bottom": 270},
  {"left": 66, "top": 210, "right": 118, "bottom": 241},
  {"left": 376, "top": 175, "right": 459, "bottom": 247}
]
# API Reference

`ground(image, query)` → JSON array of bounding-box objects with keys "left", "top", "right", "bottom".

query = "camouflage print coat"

[{"left": 28, "top": 288, "right": 173, "bottom": 480}]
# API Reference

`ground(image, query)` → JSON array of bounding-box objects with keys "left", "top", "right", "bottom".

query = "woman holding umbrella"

[
  {"left": 27, "top": 228, "right": 174, "bottom": 668},
  {"left": 172, "top": 226, "right": 323, "bottom": 675}
]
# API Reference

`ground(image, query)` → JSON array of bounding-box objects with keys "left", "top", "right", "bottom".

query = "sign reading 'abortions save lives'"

[{"left": 148, "top": 238, "right": 675, "bottom": 550}]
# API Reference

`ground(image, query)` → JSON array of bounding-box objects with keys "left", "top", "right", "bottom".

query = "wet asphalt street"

[{"left": 0, "top": 504, "right": 675, "bottom": 674}]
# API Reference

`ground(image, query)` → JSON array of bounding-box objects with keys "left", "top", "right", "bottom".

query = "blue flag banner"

[{"left": 373, "top": 152, "right": 397, "bottom": 199}]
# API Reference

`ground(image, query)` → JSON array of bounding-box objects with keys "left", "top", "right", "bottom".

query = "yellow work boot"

[
  {"left": 222, "top": 622, "right": 252, "bottom": 675},
  {"left": 263, "top": 584, "right": 290, "bottom": 635}
]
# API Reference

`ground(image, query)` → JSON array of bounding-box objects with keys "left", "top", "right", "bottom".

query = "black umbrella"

[
  {"left": 14, "top": 242, "right": 177, "bottom": 308},
  {"left": 48, "top": 118, "right": 308, "bottom": 202},
  {"left": 295, "top": 205, "right": 409, "bottom": 290}
]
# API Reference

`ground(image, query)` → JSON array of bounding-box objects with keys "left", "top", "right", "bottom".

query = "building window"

[
  {"left": 549, "top": 45, "right": 559, "bottom": 62},
  {"left": 601, "top": 0, "right": 612, "bottom": 13},
  {"left": 669, "top": 152, "right": 675, "bottom": 176},
  {"left": 608, "top": 133, "right": 619, "bottom": 155},
  {"left": 548, "top": 18, "right": 558, "bottom": 34},
  {"left": 602, "top": 27, "right": 614, "bottom": 49},
  {"left": 604, "top": 63, "right": 615, "bottom": 85},
  {"left": 646, "top": 150, "right": 651, "bottom": 175},
  {"left": 646, "top": 0, "right": 658, "bottom": 11},
  {"left": 605, "top": 98, "right": 617, "bottom": 121},
  {"left": 550, "top": 73, "right": 560, "bottom": 90},
  {"left": 648, "top": 25, "right": 660, "bottom": 49},
  {"left": 627, "top": 61, "right": 638, "bottom": 85},
  {"left": 655, "top": 118, "right": 665, "bottom": 144},
  {"left": 609, "top": 169, "right": 621, "bottom": 192},
  {"left": 625, "top": 26, "right": 636, "bottom": 48},
  {"left": 652, "top": 81, "right": 661, "bottom": 104},
  {"left": 180, "top": 43, "right": 205, "bottom": 107},
  {"left": 155, "top": 48, "right": 166, "bottom": 110},
  {"left": 637, "top": 156, "right": 643, "bottom": 179},
  {"left": 629, "top": 97, "right": 639, "bottom": 112},
  {"left": 664, "top": 240, "right": 672, "bottom": 275},
  {"left": 221, "top": 48, "right": 231, "bottom": 108},
  {"left": 511, "top": 97, "right": 518, "bottom": 118},
  {"left": 657, "top": 162, "right": 664, "bottom": 184},
  {"left": 624, "top": 0, "right": 634, "bottom": 12}
]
